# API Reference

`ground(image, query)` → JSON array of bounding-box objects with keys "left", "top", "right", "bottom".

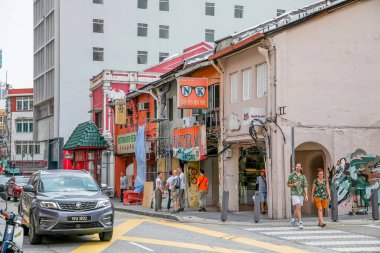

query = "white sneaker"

[
  {"left": 290, "top": 218, "right": 298, "bottom": 227},
  {"left": 298, "top": 222, "right": 303, "bottom": 229}
]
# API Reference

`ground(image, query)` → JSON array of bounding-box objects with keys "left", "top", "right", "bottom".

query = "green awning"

[{"left": 63, "top": 121, "right": 109, "bottom": 150}]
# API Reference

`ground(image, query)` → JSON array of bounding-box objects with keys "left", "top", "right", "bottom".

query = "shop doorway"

[
  {"left": 201, "top": 156, "right": 219, "bottom": 206},
  {"left": 239, "top": 147, "right": 265, "bottom": 211},
  {"left": 294, "top": 142, "right": 331, "bottom": 216}
]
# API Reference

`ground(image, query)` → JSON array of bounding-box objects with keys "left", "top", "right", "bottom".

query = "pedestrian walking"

[
  {"left": 166, "top": 170, "right": 174, "bottom": 212},
  {"left": 197, "top": 169, "right": 208, "bottom": 212},
  {"left": 178, "top": 167, "right": 185, "bottom": 211},
  {"left": 155, "top": 172, "right": 164, "bottom": 211},
  {"left": 256, "top": 169, "right": 267, "bottom": 214},
  {"left": 311, "top": 168, "right": 331, "bottom": 227},
  {"left": 120, "top": 172, "right": 127, "bottom": 202},
  {"left": 287, "top": 162, "right": 308, "bottom": 229},
  {"left": 171, "top": 168, "right": 181, "bottom": 213}
]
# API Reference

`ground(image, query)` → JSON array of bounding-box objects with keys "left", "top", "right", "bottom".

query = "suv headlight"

[
  {"left": 97, "top": 200, "right": 111, "bottom": 208},
  {"left": 40, "top": 201, "right": 60, "bottom": 209}
]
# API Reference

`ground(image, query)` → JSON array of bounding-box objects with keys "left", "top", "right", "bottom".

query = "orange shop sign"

[{"left": 177, "top": 77, "right": 208, "bottom": 109}]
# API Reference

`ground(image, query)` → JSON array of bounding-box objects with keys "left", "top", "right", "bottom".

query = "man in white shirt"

[
  {"left": 155, "top": 172, "right": 164, "bottom": 211},
  {"left": 178, "top": 167, "right": 185, "bottom": 211}
]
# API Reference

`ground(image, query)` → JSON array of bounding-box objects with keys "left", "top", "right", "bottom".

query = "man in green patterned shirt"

[{"left": 287, "top": 162, "right": 308, "bottom": 229}]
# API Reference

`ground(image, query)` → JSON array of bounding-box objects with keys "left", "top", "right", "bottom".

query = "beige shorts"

[{"left": 172, "top": 192, "right": 180, "bottom": 201}]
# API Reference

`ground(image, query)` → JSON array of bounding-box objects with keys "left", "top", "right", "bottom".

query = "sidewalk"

[{"left": 112, "top": 198, "right": 380, "bottom": 226}]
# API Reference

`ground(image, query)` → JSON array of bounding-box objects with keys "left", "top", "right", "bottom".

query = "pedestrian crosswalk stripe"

[
  {"left": 329, "top": 247, "right": 380, "bottom": 252},
  {"left": 280, "top": 234, "right": 372, "bottom": 240},
  {"left": 305, "top": 240, "right": 380, "bottom": 246},
  {"left": 245, "top": 227, "right": 316, "bottom": 231},
  {"left": 261, "top": 229, "right": 346, "bottom": 235}
]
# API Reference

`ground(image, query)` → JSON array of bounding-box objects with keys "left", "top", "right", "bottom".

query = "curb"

[{"left": 114, "top": 207, "right": 180, "bottom": 221}]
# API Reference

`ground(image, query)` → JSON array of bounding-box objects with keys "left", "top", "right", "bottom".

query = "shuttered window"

[
  {"left": 256, "top": 63, "right": 267, "bottom": 98},
  {"left": 242, "top": 68, "right": 252, "bottom": 100},
  {"left": 230, "top": 72, "right": 238, "bottom": 103}
]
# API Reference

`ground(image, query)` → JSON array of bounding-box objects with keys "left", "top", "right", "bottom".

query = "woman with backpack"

[{"left": 311, "top": 168, "right": 331, "bottom": 227}]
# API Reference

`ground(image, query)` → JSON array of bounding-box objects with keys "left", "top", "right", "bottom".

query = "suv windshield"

[
  {"left": 38, "top": 175, "right": 99, "bottom": 192},
  {"left": 15, "top": 177, "right": 30, "bottom": 184}
]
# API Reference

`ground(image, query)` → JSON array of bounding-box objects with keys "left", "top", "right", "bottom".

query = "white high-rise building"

[{"left": 33, "top": 0, "right": 315, "bottom": 169}]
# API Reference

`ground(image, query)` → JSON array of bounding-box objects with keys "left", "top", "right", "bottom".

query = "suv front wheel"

[
  {"left": 29, "top": 215, "right": 43, "bottom": 244},
  {"left": 99, "top": 230, "right": 113, "bottom": 241}
]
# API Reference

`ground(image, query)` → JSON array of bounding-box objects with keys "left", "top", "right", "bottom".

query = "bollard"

[
  {"left": 372, "top": 189, "right": 379, "bottom": 220},
  {"left": 331, "top": 188, "right": 338, "bottom": 222},
  {"left": 221, "top": 191, "right": 229, "bottom": 222},
  {"left": 253, "top": 191, "right": 260, "bottom": 223}
]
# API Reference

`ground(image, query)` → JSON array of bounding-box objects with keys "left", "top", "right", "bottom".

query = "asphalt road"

[{"left": 2, "top": 201, "right": 380, "bottom": 253}]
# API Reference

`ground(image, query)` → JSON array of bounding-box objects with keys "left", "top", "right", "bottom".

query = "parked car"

[
  {"left": 5, "top": 176, "right": 30, "bottom": 202},
  {"left": 19, "top": 170, "right": 114, "bottom": 244},
  {"left": 0, "top": 176, "right": 10, "bottom": 186}
]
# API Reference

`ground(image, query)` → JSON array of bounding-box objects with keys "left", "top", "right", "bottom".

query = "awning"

[
  {"left": 88, "top": 108, "right": 102, "bottom": 113},
  {"left": 225, "top": 134, "right": 265, "bottom": 145}
]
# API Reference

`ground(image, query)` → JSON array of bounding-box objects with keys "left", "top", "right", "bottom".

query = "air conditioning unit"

[
  {"left": 183, "top": 117, "right": 196, "bottom": 128},
  {"left": 192, "top": 109, "right": 205, "bottom": 115},
  {"left": 137, "top": 102, "right": 149, "bottom": 111}
]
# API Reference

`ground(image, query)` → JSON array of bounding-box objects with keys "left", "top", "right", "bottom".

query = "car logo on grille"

[{"left": 76, "top": 202, "right": 82, "bottom": 208}]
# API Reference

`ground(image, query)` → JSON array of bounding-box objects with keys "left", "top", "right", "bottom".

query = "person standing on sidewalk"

[
  {"left": 120, "top": 172, "right": 127, "bottom": 202},
  {"left": 256, "top": 169, "right": 267, "bottom": 214},
  {"left": 155, "top": 172, "right": 164, "bottom": 211},
  {"left": 171, "top": 168, "right": 181, "bottom": 213},
  {"left": 178, "top": 167, "right": 185, "bottom": 211},
  {"left": 197, "top": 169, "right": 208, "bottom": 212},
  {"left": 311, "top": 168, "right": 331, "bottom": 227},
  {"left": 287, "top": 163, "right": 308, "bottom": 229},
  {"left": 166, "top": 170, "right": 174, "bottom": 212}
]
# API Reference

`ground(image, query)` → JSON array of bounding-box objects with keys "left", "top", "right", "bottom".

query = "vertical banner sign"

[
  {"left": 177, "top": 77, "right": 208, "bottom": 109},
  {"left": 115, "top": 99, "right": 126, "bottom": 125}
]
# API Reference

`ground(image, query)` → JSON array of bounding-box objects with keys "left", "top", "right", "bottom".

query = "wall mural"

[{"left": 332, "top": 148, "right": 380, "bottom": 214}]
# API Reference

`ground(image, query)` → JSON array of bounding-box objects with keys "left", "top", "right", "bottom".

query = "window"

[
  {"left": 234, "top": 5, "right": 244, "bottom": 18},
  {"left": 159, "top": 0, "right": 169, "bottom": 11},
  {"left": 205, "top": 2, "right": 215, "bottom": 16},
  {"left": 16, "top": 144, "right": 22, "bottom": 155},
  {"left": 138, "top": 0, "right": 147, "bottom": 9},
  {"left": 16, "top": 97, "right": 33, "bottom": 111},
  {"left": 93, "top": 47, "right": 104, "bottom": 61},
  {"left": 168, "top": 98, "right": 173, "bottom": 121},
  {"left": 277, "top": 9, "right": 286, "bottom": 16},
  {"left": 93, "top": 19, "right": 104, "bottom": 33},
  {"left": 205, "top": 29, "right": 214, "bottom": 42},
  {"left": 16, "top": 119, "right": 33, "bottom": 133},
  {"left": 137, "top": 23, "right": 148, "bottom": 37},
  {"left": 230, "top": 72, "right": 238, "bottom": 103},
  {"left": 159, "top": 25, "right": 169, "bottom": 39},
  {"left": 242, "top": 68, "right": 252, "bottom": 100},
  {"left": 159, "top": 52, "right": 169, "bottom": 62},
  {"left": 208, "top": 83, "right": 219, "bottom": 110},
  {"left": 15, "top": 141, "right": 40, "bottom": 155},
  {"left": 137, "top": 51, "right": 148, "bottom": 64},
  {"left": 257, "top": 63, "right": 267, "bottom": 98},
  {"left": 93, "top": 0, "right": 103, "bottom": 4}
]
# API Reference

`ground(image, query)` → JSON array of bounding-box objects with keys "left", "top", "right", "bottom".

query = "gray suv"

[{"left": 19, "top": 170, "right": 114, "bottom": 244}]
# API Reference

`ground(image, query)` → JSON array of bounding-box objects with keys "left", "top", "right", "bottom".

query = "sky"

[{"left": 0, "top": 1, "right": 33, "bottom": 88}]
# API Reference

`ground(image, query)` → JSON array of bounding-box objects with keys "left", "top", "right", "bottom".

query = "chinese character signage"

[
  {"left": 172, "top": 126, "right": 207, "bottom": 161},
  {"left": 115, "top": 99, "right": 126, "bottom": 125},
  {"left": 117, "top": 132, "right": 137, "bottom": 154},
  {"left": 242, "top": 107, "right": 266, "bottom": 126},
  {"left": 177, "top": 77, "right": 208, "bottom": 109}
]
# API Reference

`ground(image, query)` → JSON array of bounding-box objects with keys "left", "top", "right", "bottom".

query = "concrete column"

[{"left": 222, "top": 146, "right": 239, "bottom": 212}]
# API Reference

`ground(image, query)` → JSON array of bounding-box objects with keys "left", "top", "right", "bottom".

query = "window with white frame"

[
  {"left": 93, "top": 47, "right": 104, "bottom": 61},
  {"left": 137, "top": 51, "right": 148, "bottom": 64},
  {"left": 230, "top": 72, "right": 238, "bottom": 103},
  {"left": 16, "top": 97, "right": 33, "bottom": 111},
  {"left": 242, "top": 68, "right": 252, "bottom": 100},
  {"left": 159, "top": 0, "right": 169, "bottom": 11},
  {"left": 15, "top": 141, "right": 40, "bottom": 155},
  {"left": 159, "top": 25, "right": 169, "bottom": 39},
  {"left": 256, "top": 63, "right": 267, "bottom": 98},
  {"left": 205, "top": 29, "right": 214, "bottom": 42},
  {"left": 16, "top": 119, "right": 33, "bottom": 133},
  {"left": 234, "top": 5, "right": 244, "bottom": 18},
  {"left": 137, "top": 23, "right": 148, "bottom": 37},
  {"left": 159, "top": 52, "right": 169, "bottom": 62},
  {"left": 205, "top": 2, "right": 215, "bottom": 16},
  {"left": 93, "top": 19, "right": 104, "bottom": 33},
  {"left": 138, "top": 0, "right": 148, "bottom": 9}
]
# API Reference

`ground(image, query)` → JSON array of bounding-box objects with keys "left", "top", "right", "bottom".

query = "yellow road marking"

[
  {"left": 70, "top": 219, "right": 143, "bottom": 253},
  {"left": 121, "top": 236, "right": 255, "bottom": 253}
]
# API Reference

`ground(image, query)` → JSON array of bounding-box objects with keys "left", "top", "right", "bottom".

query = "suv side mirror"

[
  {"left": 0, "top": 184, "right": 5, "bottom": 192},
  {"left": 23, "top": 184, "right": 35, "bottom": 193}
]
